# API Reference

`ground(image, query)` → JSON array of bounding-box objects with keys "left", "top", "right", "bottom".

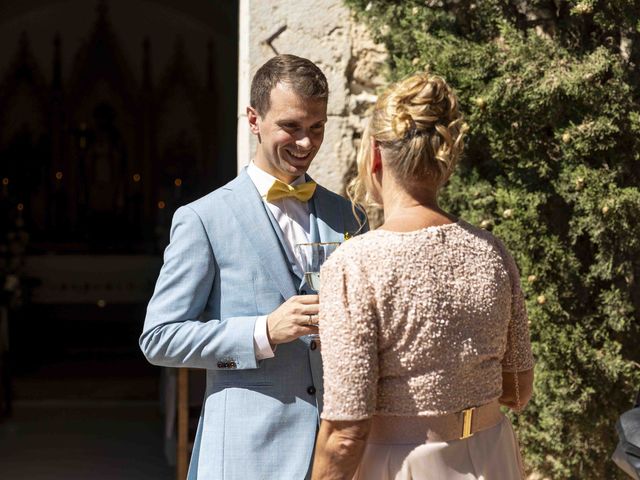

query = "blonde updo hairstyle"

[{"left": 348, "top": 71, "right": 467, "bottom": 210}]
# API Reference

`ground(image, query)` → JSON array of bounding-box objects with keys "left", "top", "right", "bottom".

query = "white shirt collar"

[{"left": 246, "top": 161, "right": 307, "bottom": 198}]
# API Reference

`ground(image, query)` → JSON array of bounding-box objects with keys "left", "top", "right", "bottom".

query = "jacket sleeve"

[
  {"left": 139, "top": 205, "right": 259, "bottom": 370},
  {"left": 494, "top": 238, "right": 535, "bottom": 373}
]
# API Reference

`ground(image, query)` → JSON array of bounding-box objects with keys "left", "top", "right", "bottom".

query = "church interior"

[{"left": 0, "top": 1, "right": 238, "bottom": 478}]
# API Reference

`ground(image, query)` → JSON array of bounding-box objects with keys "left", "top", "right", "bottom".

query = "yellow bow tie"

[{"left": 265, "top": 179, "right": 317, "bottom": 203}]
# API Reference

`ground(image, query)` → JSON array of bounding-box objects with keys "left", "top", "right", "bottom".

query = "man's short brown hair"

[{"left": 250, "top": 54, "right": 329, "bottom": 117}]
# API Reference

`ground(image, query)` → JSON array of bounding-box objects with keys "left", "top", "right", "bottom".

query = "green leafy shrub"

[{"left": 345, "top": 1, "right": 640, "bottom": 478}]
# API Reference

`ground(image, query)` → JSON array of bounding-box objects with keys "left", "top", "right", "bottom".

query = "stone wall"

[{"left": 237, "top": 0, "right": 387, "bottom": 194}]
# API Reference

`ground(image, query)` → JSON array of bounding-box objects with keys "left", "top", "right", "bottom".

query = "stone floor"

[
  {"left": 2, "top": 307, "right": 178, "bottom": 479},
  {"left": 0, "top": 401, "right": 173, "bottom": 480}
]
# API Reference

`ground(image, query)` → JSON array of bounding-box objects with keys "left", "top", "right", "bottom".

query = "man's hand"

[{"left": 267, "top": 295, "right": 319, "bottom": 345}]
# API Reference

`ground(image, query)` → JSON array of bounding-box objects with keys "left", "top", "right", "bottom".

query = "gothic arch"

[
  {"left": 155, "top": 37, "right": 205, "bottom": 207},
  {"left": 0, "top": 33, "right": 51, "bottom": 231},
  {"left": 0, "top": 33, "right": 49, "bottom": 147}
]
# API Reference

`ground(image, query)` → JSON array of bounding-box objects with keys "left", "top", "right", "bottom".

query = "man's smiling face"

[{"left": 248, "top": 82, "right": 327, "bottom": 183}]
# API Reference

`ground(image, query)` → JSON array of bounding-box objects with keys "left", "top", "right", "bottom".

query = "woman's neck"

[{"left": 379, "top": 180, "right": 456, "bottom": 232}]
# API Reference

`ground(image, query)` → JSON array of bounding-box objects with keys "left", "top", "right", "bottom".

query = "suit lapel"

[
  {"left": 311, "top": 183, "right": 346, "bottom": 244},
  {"left": 222, "top": 170, "right": 298, "bottom": 300}
]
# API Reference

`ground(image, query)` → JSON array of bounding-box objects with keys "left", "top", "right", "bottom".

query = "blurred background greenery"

[{"left": 345, "top": 1, "right": 640, "bottom": 478}]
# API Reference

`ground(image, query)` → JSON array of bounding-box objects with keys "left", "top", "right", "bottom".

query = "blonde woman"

[{"left": 312, "top": 72, "right": 535, "bottom": 480}]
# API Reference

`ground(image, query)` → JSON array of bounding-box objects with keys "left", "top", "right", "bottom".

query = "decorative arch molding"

[
  {"left": 155, "top": 36, "right": 205, "bottom": 198},
  {"left": 0, "top": 0, "right": 237, "bottom": 254},
  {"left": 66, "top": 2, "right": 138, "bottom": 113},
  {"left": 0, "top": 32, "right": 49, "bottom": 147},
  {"left": 65, "top": 0, "right": 139, "bottom": 159},
  {"left": 0, "top": 32, "right": 52, "bottom": 233}
]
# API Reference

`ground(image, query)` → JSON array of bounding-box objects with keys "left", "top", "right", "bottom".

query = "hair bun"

[
  {"left": 412, "top": 78, "right": 451, "bottom": 125},
  {"left": 391, "top": 108, "right": 416, "bottom": 139},
  {"left": 389, "top": 75, "right": 454, "bottom": 141},
  {"left": 352, "top": 70, "right": 465, "bottom": 198}
]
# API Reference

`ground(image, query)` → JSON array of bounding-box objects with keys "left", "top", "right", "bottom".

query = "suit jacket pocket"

[{"left": 208, "top": 369, "right": 272, "bottom": 388}]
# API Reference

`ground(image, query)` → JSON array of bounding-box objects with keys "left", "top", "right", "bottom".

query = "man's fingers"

[
  {"left": 298, "top": 312, "right": 320, "bottom": 326},
  {"left": 303, "top": 304, "right": 320, "bottom": 315},
  {"left": 295, "top": 294, "right": 319, "bottom": 304},
  {"left": 290, "top": 304, "right": 319, "bottom": 317}
]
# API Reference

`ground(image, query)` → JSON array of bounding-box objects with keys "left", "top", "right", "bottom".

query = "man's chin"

[{"left": 282, "top": 159, "right": 312, "bottom": 175}]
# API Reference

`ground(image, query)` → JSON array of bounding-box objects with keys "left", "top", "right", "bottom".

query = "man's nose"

[{"left": 296, "top": 132, "right": 312, "bottom": 149}]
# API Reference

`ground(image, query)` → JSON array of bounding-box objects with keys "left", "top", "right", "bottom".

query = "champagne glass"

[
  {"left": 295, "top": 242, "right": 340, "bottom": 338},
  {"left": 295, "top": 242, "right": 341, "bottom": 294}
]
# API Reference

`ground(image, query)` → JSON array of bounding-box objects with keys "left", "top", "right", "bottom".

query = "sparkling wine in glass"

[
  {"left": 295, "top": 242, "right": 341, "bottom": 294},
  {"left": 295, "top": 241, "right": 340, "bottom": 340}
]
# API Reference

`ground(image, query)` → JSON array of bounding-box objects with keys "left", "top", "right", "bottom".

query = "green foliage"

[{"left": 345, "top": 1, "right": 640, "bottom": 478}]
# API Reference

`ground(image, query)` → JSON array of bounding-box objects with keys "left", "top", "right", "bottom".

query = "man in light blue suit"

[{"left": 140, "top": 54, "right": 365, "bottom": 479}]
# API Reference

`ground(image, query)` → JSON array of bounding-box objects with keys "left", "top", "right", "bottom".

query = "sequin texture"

[{"left": 319, "top": 220, "right": 534, "bottom": 421}]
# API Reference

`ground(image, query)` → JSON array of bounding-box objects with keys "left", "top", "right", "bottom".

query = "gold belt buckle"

[{"left": 460, "top": 407, "right": 475, "bottom": 439}]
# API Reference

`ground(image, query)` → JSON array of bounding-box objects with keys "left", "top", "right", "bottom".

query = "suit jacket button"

[
  {"left": 309, "top": 340, "right": 317, "bottom": 351},
  {"left": 229, "top": 361, "right": 237, "bottom": 369},
  {"left": 307, "top": 386, "right": 316, "bottom": 395},
  {"left": 217, "top": 362, "right": 224, "bottom": 368}
]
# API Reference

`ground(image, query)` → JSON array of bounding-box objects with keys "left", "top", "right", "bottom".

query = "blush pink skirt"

[{"left": 353, "top": 415, "right": 524, "bottom": 480}]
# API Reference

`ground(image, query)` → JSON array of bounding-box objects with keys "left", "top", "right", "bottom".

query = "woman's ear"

[{"left": 371, "top": 137, "right": 382, "bottom": 174}]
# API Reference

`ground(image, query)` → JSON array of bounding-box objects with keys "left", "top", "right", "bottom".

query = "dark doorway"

[{"left": 0, "top": 0, "right": 238, "bottom": 476}]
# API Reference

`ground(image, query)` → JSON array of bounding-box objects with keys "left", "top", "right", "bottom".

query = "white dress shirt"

[{"left": 246, "top": 162, "right": 312, "bottom": 360}]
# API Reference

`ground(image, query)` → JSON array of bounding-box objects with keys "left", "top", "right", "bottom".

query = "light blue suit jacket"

[{"left": 140, "top": 168, "right": 365, "bottom": 479}]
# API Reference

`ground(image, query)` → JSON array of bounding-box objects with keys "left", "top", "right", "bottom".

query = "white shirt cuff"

[{"left": 253, "top": 315, "right": 275, "bottom": 360}]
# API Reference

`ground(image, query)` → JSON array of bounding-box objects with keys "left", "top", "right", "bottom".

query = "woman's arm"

[
  {"left": 315, "top": 251, "right": 377, "bottom": 478},
  {"left": 499, "top": 368, "right": 534, "bottom": 411},
  {"left": 312, "top": 419, "right": 372, "bottom": 480}
]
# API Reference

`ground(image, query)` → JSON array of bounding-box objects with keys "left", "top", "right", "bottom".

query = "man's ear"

[
  {"left": 371, "top": 138, "right": 382, "bottom": 174},
  {"left": 247, "top": 106, "right": 260, "bottom": 136}
]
